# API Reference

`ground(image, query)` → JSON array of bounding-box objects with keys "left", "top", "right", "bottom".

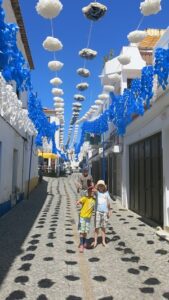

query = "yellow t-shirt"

[{"left": 80, "top": 196, "right": 95, "bottom": 219}]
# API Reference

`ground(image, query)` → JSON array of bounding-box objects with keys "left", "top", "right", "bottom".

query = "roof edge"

[{"left": 10, "top": 0, "right": 34, "bottom": 70}]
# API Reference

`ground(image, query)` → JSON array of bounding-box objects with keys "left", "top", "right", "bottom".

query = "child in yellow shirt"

[{"left": 77, "top": 184, "right": 95, "bottom": 253}]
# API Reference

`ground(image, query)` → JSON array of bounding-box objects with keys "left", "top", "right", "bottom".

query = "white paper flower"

[
  {"left": 52, "top": 88, "right": 64, "bottom": 96},
  {"left": 77, "top": 68, "right": 90, "bottom": 77},
  {"left": 54, "top": 102, "right": 64, "bottom": 108},
  {"left": 74, "top": 94, "right": 85, "bottom": 101},
  {"left": 73, "top": 102, "right": 82, "bottom": 107},
  {"left": 76, "top": 82, "right": 89, "bottom": 91},
  {"left": 53, "top": 97, "right": 64, "bottom": 102},
  {"left": 95, "top": 99, "right": 103, "bottom": 105},
  {"left": 127, "top": 30, "right": 147, "bottom": 43},
  {"left": 118, "top": 55, "right": 131, "bottom": 65},
  {"left": 91, "top": 105, "right": 99, "bottom": 110},
  {"left": 43, "top": 36, "right": 63, "bottom": 51},
  {"left": 108, "top": 73, "right": 121, "bottom": 84},
  {"left": 103, "top": 85, "right": 115, "bottom": 92},
  {"left": 98, "top": 93, "right": 109, "bottom": 100},
  {"left": 55, "top": 107, "right": 64, "bottom": 112},
  {"left": 36, "top": 0, "right": 63, "bottom": 19},
  {"left": 140, "top": 0, "right": 161, "bottom": 16},
  {"left": 48, "top": 60, "right": 64, "bottom": 71},
  {"left": 82, "top": 2, "right": 107, "bottom": 21},
  {"left": 79, "top": 48, "right": 97, "bottom": 59},
  {"left": 50, "top": 77, "right": 62, "bottom": 85}
]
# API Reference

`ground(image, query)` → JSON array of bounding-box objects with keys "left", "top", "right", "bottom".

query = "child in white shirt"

[{"left": 93, "top": 180, "right": 111, "bottom": 247}]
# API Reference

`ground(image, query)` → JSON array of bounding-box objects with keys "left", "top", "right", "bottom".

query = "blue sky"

[{"left": 19, "top": 0, "right": 169, "bottom": 144}]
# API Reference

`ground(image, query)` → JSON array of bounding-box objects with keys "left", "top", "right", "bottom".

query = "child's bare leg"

[
  {"left": 79, "top": 233, "right": 84, "bottom": 252},
  {"left": 101, "top": 227, "right": 106, "bottom": 246},
  {"left": 94, "top": 228, "right": 99, "bottom": 247},
  {"left": 83, "top": 233, "right": 87, "bottom": 248}
]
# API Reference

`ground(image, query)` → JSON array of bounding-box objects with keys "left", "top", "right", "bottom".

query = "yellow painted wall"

[{"left": 25, "top": 177, "right": 38, "bottom": 195}]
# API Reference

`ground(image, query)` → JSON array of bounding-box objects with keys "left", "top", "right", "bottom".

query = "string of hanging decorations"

[
  {"left": 74, "top": 0, "right": 163, "bottom": 155},
  {"left": 67, "top": 1, "right": 108, "bottom": 147},
  {"left": 0, "top": 3, "right": 59, "bottom": 151},
  {"left": 74, "top": 47, "right": 168, "bottom": 155},
  {"left": 0, "top": 77, "right": 37, "bottom": 135},
  {"left": 35, "top": 0, "right": 66, "bottom": 156}
]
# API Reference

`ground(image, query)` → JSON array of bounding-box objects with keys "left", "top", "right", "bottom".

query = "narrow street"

[{"left": 0, "top": 176, "right": 169, "bottom": 300}]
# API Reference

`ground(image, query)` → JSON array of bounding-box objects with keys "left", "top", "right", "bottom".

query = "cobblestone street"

[{"left": 0, "top": 176, "right": 169, "bottom": 300}]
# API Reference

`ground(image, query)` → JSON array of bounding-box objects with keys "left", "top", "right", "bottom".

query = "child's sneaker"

[{"left": 79, "top": 245, "right": 84, "bottom": 253}]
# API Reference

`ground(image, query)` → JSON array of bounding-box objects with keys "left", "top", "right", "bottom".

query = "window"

[
  {"left": 16, "top": 89, "right": 20, "bottom": 99},
  {"left": 127, "top": 78, "right": 133, "bottom": 89}
]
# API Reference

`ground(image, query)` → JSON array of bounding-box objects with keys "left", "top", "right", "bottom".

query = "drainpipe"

[
  {"left": 102, "top": 132, "right": 106, "bottom": 181},
  {"left": 27, "top": 136, "right": 34, "bottom": 200},
  {"left": 21, "top": 138, "right": 25, "bottom": 195}
]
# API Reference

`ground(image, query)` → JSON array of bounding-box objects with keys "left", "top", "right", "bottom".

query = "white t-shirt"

[{"left": 96, "top": 191, "right": 111, "bottom": 213}]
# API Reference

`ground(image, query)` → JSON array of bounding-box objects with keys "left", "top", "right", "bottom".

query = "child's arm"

[
  {"left": 107, "top": 192, "right": 112, "bottom": 217},
  {"left": 76, "top": 199, "right": 81, "bottom": 206},
  {"left": 76, "top": 197, "right": 85, "bottom": 206}
]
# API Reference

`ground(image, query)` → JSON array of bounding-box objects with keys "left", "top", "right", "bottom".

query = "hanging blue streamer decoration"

[
  {"left": 0, "top": 4, "right": 65, "bottom": 158},
  {"left": 28, "top": 93, "right": 60, "bottom": 151},
  {"left": 0, "top": 4, "right": 32, "bottom": 91},
  {"left": 141, "top": 65, "right": 154, "bottom": 108},
  {"left": 154, "top": 48, "right": 169, "bottom": 90},
  {"left": 75, "top": 47, "right": 169, "bottom": 155}
]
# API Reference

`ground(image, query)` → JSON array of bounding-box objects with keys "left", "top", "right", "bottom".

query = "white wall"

[{"left": 0, "top": 116, "right": 38, "bottom": 204}]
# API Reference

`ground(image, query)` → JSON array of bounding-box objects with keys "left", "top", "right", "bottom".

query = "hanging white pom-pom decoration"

[
  {"left": 48, "top": 60, "right": 63, "bottom": 71},
  {"left": 43, "top": 36, "right": 63, "bottom": 51},
  {"left": 52, "top": 88, "right": 64, "bottom": 96},
  {"left": 127, "top": 30, "right": 147, "bottom": 43},
  {"left": 91, "top": 105, "right": 99, "bottom": 110},
  {"left": 108, "top": 73, "right": 121, "bottom": 85},
  {"left": 103, "top": 85, "right": 115, "bottom": 92},
  {"left": 82, "top": 2, "right": 107, "bottom": 21},
  {"left": 117, "top": 55, "right": 131, "bottom": 65},
  {"left": 77, "top": 68, "right": 90, "bottom": 77},
  {"left": 36, "top": 0, "right": 63, "bottom": 19},
  {"left": 98, "top": 93, "right": 109, "bottom": 100},
  {"left": 50, "top": 77, "right": 62, "bottom": 85},
  {"left": 95, "top": 99, "right": 103, "bottom": 105},
  {"left": 74, "top": 94, "right": 85, "bottom": 101},
  {"left": 79, "top": 48, "right": 97, "bottom": 59},
  {"left": 76, "top": 83, "right": 89, "bottom": 91},
  {"left": 55, "top": 107, "right": 64, "bottom": 112},
  {"left": 53, "top": 97, "right": 64, "bottom": 103},
  {"left": 73, "top": 102, "right": 82, "bottom": 107},
  {"left": 140, "top": 0, "right": 161, "bottom": 16},
  {"left": 54, "top": 102, "right": 64, "bottom": 108}
]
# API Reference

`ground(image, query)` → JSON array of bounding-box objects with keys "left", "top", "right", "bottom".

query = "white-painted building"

[
  {"left": 88, "top": 43, "right": 146, "bottom": 195},
  {"left": 122, "top": 28, "right": 169, "bottom": 229},
  {"left": 86, "top": 29, "right": 169, "bottom": 229},
  {"left": 0, "top": 0, "right": 38, "bottom": 216}
]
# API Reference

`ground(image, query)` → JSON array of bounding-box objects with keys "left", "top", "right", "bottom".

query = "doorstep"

[{"left": 156, "top": 227, "right": 169, "bottom": 243}]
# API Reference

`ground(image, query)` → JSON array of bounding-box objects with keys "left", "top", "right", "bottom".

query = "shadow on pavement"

[{"left": 0, "top": 180, "right": 48, "bottom": 286}]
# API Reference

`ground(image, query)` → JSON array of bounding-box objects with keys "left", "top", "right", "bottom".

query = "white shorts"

[{"left": 95, "top": 211, "right": 108, "bottom": 228}]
